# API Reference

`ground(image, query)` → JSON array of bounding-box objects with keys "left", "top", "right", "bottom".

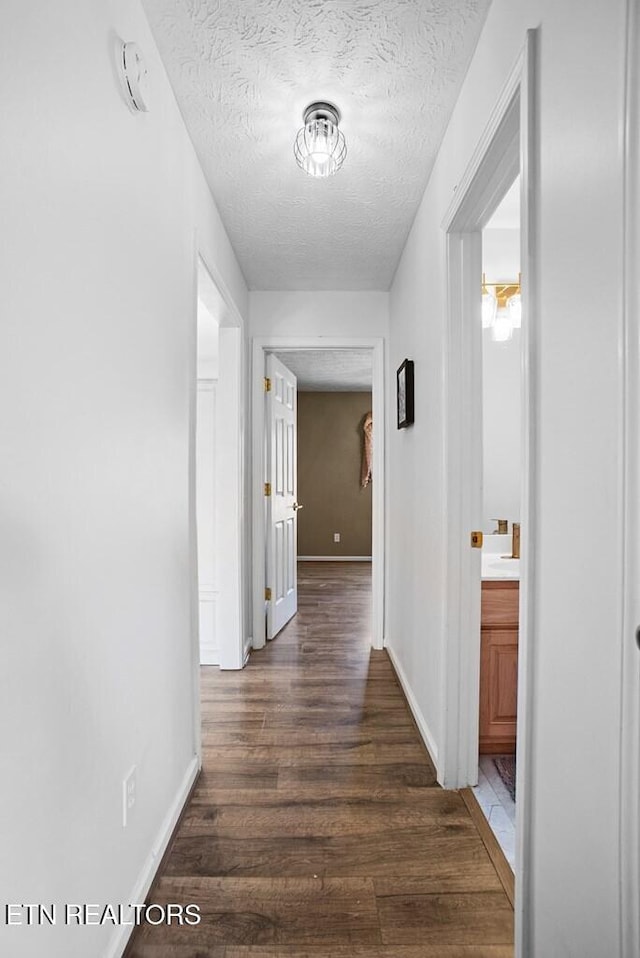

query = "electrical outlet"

[
  {"left": 333, "top": 533, "right": 340, "bottom": 543},
  {"left": 122, "top": 766, "right": 137, "bottom": 828}
]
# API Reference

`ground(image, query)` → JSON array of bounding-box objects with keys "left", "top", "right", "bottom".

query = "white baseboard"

[
  {"left": 105, "top": 754, "right": 199, "bottom": 958},
  {"left": 386, "top": 645, "right": 440, "bottom": 774},
  {"left": 199, "top": 647, "right": 220, "bottom": 665},
  {"left": 298, "top": 556, "right": 372, "bottom": 562},
  {"left": 198, "top": 592, "right": 218, "bottom": 665}
]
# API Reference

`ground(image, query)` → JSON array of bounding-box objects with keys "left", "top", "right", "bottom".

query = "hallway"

[{"left": 128, "top": 563, "right": 513, "bottom": 956}]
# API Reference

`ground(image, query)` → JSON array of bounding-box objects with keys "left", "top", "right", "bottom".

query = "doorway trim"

[
  {"left": 192, "top": 252, "right": 246, "bottom": 682},
  {"left": 440, "top": 30, "right": 537, "bottom": 958},
  {"left": 620, "top": 0, "right": 640, "bottom": 951},
  {"left": 251, "top": 336, "right": 385, "bottom": 651}
]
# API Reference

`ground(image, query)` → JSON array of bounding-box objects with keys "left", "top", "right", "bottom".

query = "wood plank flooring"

[{"left": 127, "top": 562, "right": 513, "bottom": 957}]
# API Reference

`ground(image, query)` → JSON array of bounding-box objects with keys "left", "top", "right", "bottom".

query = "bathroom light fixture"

[
  {"left": 507, "top": 288, "right": 522, "bottom": 328},
  {"left": 492, "top": 309, "right": 514, "bottom": 342},
  {"left": 294, "top": 101, "right": 346, "bottom": 178},
  {"left": 481, "top": 276, "right": 521, "bottom": 341},
  {"left": 481, "top": 274, "right": 498, "bottom": 328}
]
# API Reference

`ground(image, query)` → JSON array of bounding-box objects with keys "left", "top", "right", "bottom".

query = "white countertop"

[{"left": 481, "top": 552, "right": 520, "bottom": 581}]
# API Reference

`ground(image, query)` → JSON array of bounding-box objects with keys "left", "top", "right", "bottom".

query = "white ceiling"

[
  {"left": 143, "top": 0, "right": 492, "bottom": 290},
  {"left": 273, "top": 349, "right": 372, "bottom": 390}
]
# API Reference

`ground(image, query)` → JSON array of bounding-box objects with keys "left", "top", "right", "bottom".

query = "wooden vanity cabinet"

[{"left": 479, "top": 580, "right": 519, "bottom": 754}]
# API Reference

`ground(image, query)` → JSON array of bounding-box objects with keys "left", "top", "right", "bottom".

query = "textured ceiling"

[
  {"left": 273, "top": 349, "right": 372, "bottom": 390},
  {"left": 143, "top": 0, "right": 492, "bottom": 290}
]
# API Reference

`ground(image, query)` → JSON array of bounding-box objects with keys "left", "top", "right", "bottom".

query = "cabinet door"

[{"left": 479, "top": 627, "right": 518, "bottom": 754}]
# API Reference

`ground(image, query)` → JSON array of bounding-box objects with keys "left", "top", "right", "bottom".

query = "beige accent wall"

[{"left": 297, "top": 392, "right": 372, "bottom": 557}]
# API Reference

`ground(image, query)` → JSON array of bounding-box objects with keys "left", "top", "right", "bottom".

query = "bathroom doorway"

[
  {"left": 441, "top": 30, "right": 537, "bottom": 955},
  {"left": 472, "top": 177, "right": 523, "bottom": 870}
]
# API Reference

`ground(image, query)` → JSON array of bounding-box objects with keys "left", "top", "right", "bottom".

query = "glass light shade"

[
  {"left": 482, "top": 290, "right": 498, "bottom": 328},
  {"left": 294, "top": 103, "right": 346, "bottom": 178},
  {"left": 492, "top": 308, "right": 513, "bottom": 342},
  {"left": 507, "top": 291, "right": 522, "bottom": 328}
]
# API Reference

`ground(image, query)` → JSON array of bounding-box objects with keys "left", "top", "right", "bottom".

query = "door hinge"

[
  {"left": 470, "top": 530, "right": 483, "bottom": 549},
  {"left": 264, "top": 377, "right": 271, "bottom": 392},
  {"left": 265, "top": 587, "right": 272, "bottom": 601},
  {"left": 264, "top": 482, "right": 271, "bottom": 497}
]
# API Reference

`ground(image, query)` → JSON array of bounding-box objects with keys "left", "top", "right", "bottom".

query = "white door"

[{"left": 265, "top": 354, "right": 299, "bottom": 639}]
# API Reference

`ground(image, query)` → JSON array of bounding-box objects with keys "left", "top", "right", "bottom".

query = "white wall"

[
  {"left": 0, "top": 2, "right": 247, "bottom": 956},
  {"left": 483, "top": 227, "right": 520, "bottom": 279},
  {"left": 482, "top": 228, "right": 521, "bottom": 530},
  {"left": 388, "top": 1, "right": 626, "bottom": 955},
  {"left": 482, "top": 327, "right": 521, "bottom": 530},
  {"left": 250, "top": 291, "right": 389, "bottom": 339}
]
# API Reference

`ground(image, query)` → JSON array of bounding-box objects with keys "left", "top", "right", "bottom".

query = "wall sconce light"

[
  {"left": 482, "top": 274, "right": 498, "bottom": 328},
  {"left": 492, "top": 309, "right": 514, "bottom": 342},
  {"left": 507, "top": 288, "right": 522, "bottom": 328},
  {"left": 294, "top": 102, "right": 346, "bottom": 178},
  {"left": 481, "top": 274, "right": 521, "bottom": 341}
]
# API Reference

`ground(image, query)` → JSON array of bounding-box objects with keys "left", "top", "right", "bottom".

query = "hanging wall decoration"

[
  {"left": 396, "top": 359, "right": 414, "bottom": 428},
  {"left": 361, "top": 412, "right": 373, "bottom": 487}
]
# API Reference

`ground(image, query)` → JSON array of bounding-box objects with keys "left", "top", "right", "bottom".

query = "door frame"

[
  {"left": 621, "top": 0, "right": 640, "bottom": 951},
  {"left": 251, "top": 336, "right": 385, "bottom": 651},
  {"left": 191, "top": 251, "right": 246, "bottom": 692},
  {"left": 440, "top": 31, "right": 537, "bottom": 957}
]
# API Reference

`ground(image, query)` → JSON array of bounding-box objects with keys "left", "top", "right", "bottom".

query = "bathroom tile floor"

[{"left": 472, "top": 756, "right": 516, "bottom": 870}]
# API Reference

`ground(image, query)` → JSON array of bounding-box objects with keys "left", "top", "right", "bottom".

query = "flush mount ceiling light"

[{"left": 294, "top": 102, "right": 346, "bottom": 178}]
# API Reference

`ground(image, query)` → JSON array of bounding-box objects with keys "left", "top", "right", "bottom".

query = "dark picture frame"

[{"left": 396, "top": 359, "right": 414, "bottom": 428}]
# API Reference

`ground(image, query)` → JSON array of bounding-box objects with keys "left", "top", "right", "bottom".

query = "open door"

[{"left": 265, "top": 353, "right": 299, "bottom": 639}]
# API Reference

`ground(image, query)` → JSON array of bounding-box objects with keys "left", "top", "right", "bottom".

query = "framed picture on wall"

[{"left": 396, "top": 359, "right": 414, "bottom": 428}]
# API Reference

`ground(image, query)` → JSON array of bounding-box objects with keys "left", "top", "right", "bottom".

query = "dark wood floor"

[{"left": 128, "top": 562, "right": 513, "bottom": 957}]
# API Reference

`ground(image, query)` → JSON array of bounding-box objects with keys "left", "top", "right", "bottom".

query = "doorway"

[
  {"left": 440, "top": 31, "right": 537, "bottom": 957},
  {"left": 193, "top": 256, "right": 245, "bottom": 673},
  {"left": 473, "top": 176, "right": 522, "bottom": 869},
  {"left": 270, "top": 349, "right": 374, "bottom": 640},
  {"left": 195, "top": 274, "right": 221, "bottom": 664},
  {"left": 251, "top": 337, "right": 385, "bottom": 652}
]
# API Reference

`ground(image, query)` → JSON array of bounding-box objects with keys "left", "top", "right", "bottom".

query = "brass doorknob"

[{"left": 292, "top": 502, "right": 304, "bottom": 511}]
